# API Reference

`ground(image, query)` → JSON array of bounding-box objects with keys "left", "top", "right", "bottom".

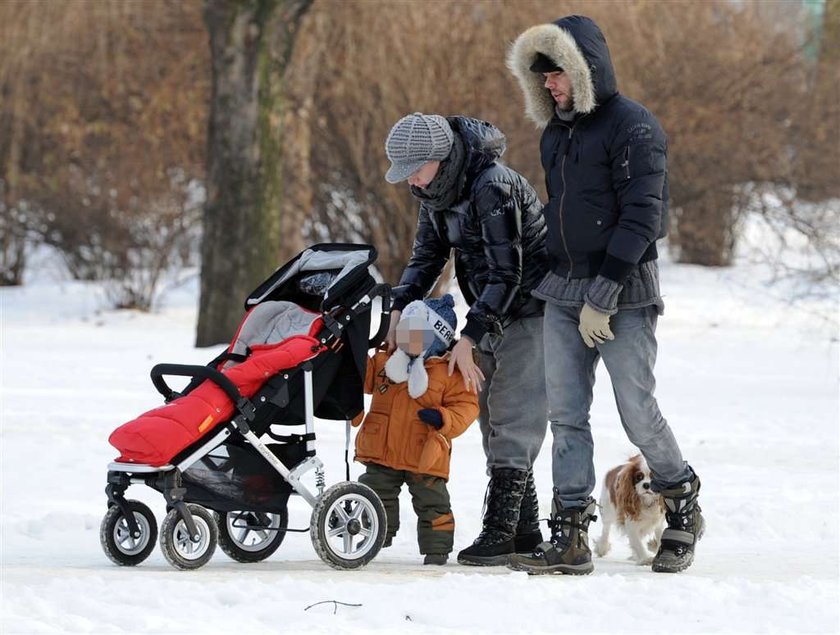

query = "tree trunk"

[
  {"left": 196, "top": 0, "right": 311, "bottom": 346},
  {"left": 0, "top": 5, "right": 38, "bottom": 286},
  {"left": 672, "top": 189, "right": 738, "bottom": 267}
]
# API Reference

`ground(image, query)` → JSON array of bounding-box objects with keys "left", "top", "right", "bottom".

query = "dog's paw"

[
  {"left": 593, "top": 540, "right": 610, "bottom": 558},
  {"left": 647, "top": 538, "right": 660, "bottom": 552},
  {"left": 636, "top": 556, "right": 654, "bottom": 566}
]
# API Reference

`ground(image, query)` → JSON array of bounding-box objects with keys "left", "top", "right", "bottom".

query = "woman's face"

[{"left": 407, "top": 160, "right": 441, "bottom": 189}]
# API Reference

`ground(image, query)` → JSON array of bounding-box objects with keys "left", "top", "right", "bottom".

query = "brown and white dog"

[{"left": 593, "top": 455, "right": 665, "bottom": 565}]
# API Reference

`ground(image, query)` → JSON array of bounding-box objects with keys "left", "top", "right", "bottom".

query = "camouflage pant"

[{"left": 359, "top": 463, "right": 454, "bottom": 555}]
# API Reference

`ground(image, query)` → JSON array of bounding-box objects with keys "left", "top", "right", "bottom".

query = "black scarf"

[{"left": 410, "top": 134, "right": 467, "bottom": 211}]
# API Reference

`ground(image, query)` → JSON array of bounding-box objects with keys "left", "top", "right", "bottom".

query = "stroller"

[{"left": 100, "top": 244, "right": 390, "bottom": 570}]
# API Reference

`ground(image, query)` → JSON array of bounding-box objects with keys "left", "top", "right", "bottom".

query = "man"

[
  {"left": 505, "top": 16, "right": 704, "bottom": 574},
  {"left": 383, "top": 112, "right": 549, "bottom": 565}
]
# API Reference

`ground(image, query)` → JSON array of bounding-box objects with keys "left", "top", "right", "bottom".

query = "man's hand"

[
  {"left": 383, "top": 309, "right": 401, "bottom": 352},
  {"left": 578, "top": 303, "right": 614, "bottom": 348},
  {"left": 447, "top": 336, "right": 485, "bottom": 394}
]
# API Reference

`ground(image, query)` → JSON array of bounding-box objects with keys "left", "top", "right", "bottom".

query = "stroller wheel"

[
  {"left": 310, "top": 482, "right": 386, "bottom": 570},
  {"left": 159, "top": 504, "right": 217, "bottom": 570},
  {"left": 215, "top": 510, "right": 288, "bottom": 563},
  {"left": 100, "top": 500, "right": 157, "bottom": 566}
]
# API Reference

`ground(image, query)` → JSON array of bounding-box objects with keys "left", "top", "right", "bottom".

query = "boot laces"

[{"left": 546, "top": 512, "right": 596, "bottom": 548}]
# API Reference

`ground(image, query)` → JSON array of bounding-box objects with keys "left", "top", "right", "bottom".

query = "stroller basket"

[{"left": 165, "top": 441, "right": 307, "bottom": 514}]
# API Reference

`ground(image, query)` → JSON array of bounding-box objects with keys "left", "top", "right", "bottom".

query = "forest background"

[{"left": 1, "top": 0, "right": 837, "bottom": 344}]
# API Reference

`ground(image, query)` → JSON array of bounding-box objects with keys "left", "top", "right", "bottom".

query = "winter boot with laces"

[
  {"left": 507, "top": 495, "right": 597, "bottom": 575},
  {"left": 514, "top": 470, "right": 543, "bottom": 554},
  {"left": 652, "top": 472, "right": 705, "bottom": 573},
  {"left": 457, "top": 467, "right": 528, "bottom": 566}
]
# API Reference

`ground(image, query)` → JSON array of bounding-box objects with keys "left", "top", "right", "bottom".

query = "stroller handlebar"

[
  {"left": 150, "top": 363, "right": 245, "bottom": 410},
  {"left": 366, "top": 283, "right": 392, "bottom": 349}
]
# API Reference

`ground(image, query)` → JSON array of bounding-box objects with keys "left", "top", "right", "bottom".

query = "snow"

[{"left": 1, "top": 241, "right": 838, "bottom": 635}]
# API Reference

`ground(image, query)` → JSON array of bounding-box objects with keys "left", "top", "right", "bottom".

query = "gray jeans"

[
  {"left": 475, "top": 316, "right": 548, "bottom": 472},
  {"left": 544, "top": 303, "right": 691, "bottom": 507}
]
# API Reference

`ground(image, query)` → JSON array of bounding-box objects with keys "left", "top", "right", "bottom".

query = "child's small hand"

[{"left": 417, "top": 408, "right": 444, "bottom": 430}]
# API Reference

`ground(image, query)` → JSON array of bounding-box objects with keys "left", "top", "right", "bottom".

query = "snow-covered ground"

[{"left": 1, "top": 243, "right": 838, "bottom": 635}]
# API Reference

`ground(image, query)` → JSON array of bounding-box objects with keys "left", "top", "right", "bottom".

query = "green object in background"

[{"left": 803, "top": 0, "right": 826, "bottom": 61}]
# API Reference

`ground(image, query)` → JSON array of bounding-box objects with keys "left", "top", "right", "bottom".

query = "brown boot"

[{"left": 508, "top": 495, "right": 596, "bottom": 575}]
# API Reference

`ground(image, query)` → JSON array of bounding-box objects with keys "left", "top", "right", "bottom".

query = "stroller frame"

[{"left": 101, "top": 245, "right": 392, "bottom": 570}]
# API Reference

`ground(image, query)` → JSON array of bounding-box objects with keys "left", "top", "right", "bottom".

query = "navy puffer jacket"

[
  {"left": 392, "top": 116, "right": 548, "bottom": 343},
  {"left": 508, "top": 15, "right": 669, "bottom": 283}
]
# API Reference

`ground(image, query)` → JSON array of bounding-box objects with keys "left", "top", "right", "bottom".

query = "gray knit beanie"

[{"left": 384, "top": 113, "right": 454, "bottom": 184}]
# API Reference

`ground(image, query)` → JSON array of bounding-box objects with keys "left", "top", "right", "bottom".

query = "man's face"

[
  {"left": 407, "top": 160, "right": 441, "bottom": 189},
  {"left": 543, "top": 71, "right": 573, "bottom": 112},
  {"left": 395, "top": 316, "right": 435, "bottom": 356}
]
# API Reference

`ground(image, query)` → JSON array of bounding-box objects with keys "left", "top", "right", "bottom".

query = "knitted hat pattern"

[{"left": 385, "top": 113, "right": 454, "bottom": 183}]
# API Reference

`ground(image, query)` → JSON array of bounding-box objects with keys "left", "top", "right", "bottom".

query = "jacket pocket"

[
  {"left": 575, "top": 200, "right": 617, "bottom": 251},
  {"left": 357, "top": 413, "right": 388, "bottom": 458},
  {"left": 418, "top": 433, "right": 450, "bottom": 474}
]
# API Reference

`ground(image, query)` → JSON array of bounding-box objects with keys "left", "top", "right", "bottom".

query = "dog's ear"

[{"left": 615, "top": 464, "right": 641, "bottom": 522}]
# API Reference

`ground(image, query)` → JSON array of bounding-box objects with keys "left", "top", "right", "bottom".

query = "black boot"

[
  {"left": 652, "top": 472, "right": 705, "bottom": 573},
  {"left": 457, "top": 468, "right": 528, "bottom": 566},
  {"left": 508, "top": 494, "right": 596, "bottom": 575},
  {"left": 514, "top": 470, "right": 543, "bottom": 554}
]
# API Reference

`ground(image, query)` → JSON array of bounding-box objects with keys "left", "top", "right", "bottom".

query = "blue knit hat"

[
  {"left": 398, "top": 293, "right": 458, "bottom": 359},
  {"left": 423, "top": 294, "right": 457, "bottom": 358}
]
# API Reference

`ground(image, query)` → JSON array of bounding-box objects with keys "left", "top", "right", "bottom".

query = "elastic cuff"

[
  {"left": 391, "top": 297, "right": 409, "bottom": 312},
  {"left": 584, "top": 275, "right": 623, "bottom": 315},
  {"left": 599, "top": 253, "right": 637, "bottom": 283},
  {"left": 460, "top": 318, "right": 486, "bottom": 345}
]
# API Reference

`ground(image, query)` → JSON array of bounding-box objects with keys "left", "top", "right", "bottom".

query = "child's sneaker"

[{"left": 423, "top": 553, "right": 448, "bottom": 565}]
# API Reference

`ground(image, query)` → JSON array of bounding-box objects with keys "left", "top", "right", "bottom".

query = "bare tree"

[
  {"left": 197, "top": 0, "right": 312, "bottom": 346},
  {"left": 1, "top": 0, "right": 208, "bottom": 302},
  {"left": 285, "top": 0, "right": 827, "bottom": 278}
]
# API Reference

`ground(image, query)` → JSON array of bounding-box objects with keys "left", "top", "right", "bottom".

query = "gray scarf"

[
  {"left": 410, "top": 134, "right": 467, "bottom": 211},
  {"left": 555, "top": 105, "right": 576, "bottom": 122}
]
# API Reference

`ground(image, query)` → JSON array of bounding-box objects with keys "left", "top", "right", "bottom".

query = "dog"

[{"left": 593, "top": 454, "right": 665, "bottom": 565}]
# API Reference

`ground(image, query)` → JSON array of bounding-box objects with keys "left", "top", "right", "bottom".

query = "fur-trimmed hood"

[{"left": 507, "top": 15, "right": 618, "bottom": 128}]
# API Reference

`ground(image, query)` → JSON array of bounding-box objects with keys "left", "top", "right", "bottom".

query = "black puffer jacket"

[
  {"left": 391, "top": 116, "right": 548, "bottom": 343},
  {"left": 509, "top": 15, "right": 669, "bottom": 283}
]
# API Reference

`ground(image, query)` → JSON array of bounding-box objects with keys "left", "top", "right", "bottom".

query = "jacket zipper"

[
  {"left": 621, "top": 146, "right": 631, "bottom": 180},
  {"left": 558, "top": 121, "right": 579, "bottom": 281}
]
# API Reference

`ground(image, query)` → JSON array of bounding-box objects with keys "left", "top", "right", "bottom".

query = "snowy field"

[{"left": 1, "top": 243, "right": 838, "bottom": 635}]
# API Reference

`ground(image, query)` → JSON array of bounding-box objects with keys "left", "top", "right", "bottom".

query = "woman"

[{"left": 382, "top": 112, "right": 549, "bottom": 566}]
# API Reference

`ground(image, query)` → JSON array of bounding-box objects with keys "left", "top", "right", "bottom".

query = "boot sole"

[
  {"left": 652, "top": 552, "right": 694, "bottom": 573},
  {"left": 457, "top": 553, "right": 512, "bottom": 567},
  {"left": 507, "top": 560, "right": 594, "bottom": 576},
  {"left": 652, "top": 516, "right": 704, "bottom": 573}
]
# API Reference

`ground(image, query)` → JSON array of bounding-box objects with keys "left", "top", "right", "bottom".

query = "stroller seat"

[{"left": 109, "top": 301, "right": 325, "bottom": 467}]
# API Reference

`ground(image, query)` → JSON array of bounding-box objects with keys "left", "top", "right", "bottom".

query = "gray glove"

[{"left": 578, "top": 303, "right": 614, "bottom": 348}]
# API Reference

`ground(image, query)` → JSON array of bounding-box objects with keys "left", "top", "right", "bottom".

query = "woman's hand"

[
  {"left": 383, "top": 309, "right": 401, "bottom": 352},
  {"left": 447, "top": 336, "right": 485, "bottom": 394}
]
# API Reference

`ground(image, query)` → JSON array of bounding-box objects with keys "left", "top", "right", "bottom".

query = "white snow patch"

[{"left": 1, "top": 237, "right": 838, "bottom": 634}]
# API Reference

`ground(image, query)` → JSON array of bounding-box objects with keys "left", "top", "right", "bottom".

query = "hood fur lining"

[{"left": 507, "top": 23, "right": 596, "bottom": 128}]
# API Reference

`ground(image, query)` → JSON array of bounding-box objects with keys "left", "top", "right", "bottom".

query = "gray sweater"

[{"left": 532, "top": 259, "right": 664, "bottom": 316}]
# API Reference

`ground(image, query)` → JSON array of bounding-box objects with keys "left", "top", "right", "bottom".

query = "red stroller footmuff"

[{"left": 109, "top": 302, "right": 324, "bottom": 466}]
